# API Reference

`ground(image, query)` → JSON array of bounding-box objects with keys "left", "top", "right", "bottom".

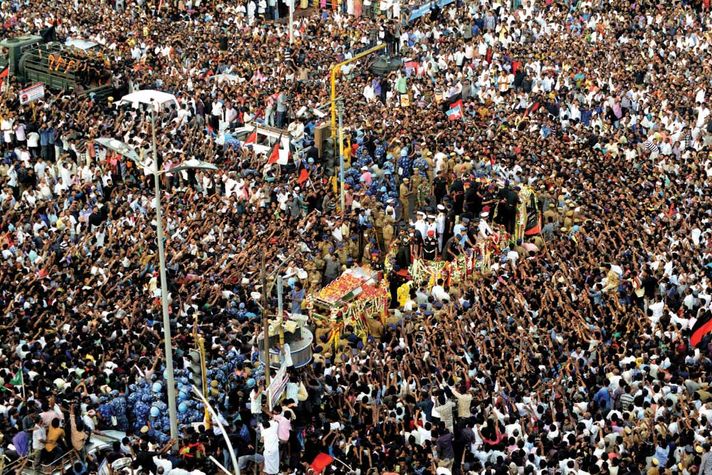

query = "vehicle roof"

[
  {"left": 65, "top": 38, "right": 100, "bottom": 51},
  {"left": 236, "top": 124, "right": 289, "bottom": 137},
  {"left": 0, "top": 35, "right": 42, "bottom": 47},
  {"left": 119, "top": 90, "right": 178, "bottom": 108}
]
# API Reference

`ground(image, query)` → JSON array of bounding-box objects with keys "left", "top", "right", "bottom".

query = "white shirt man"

[
  {"left": 431, "top": 282, "right": 450, "bottom": 303},
  {"left": 32, "top": 421, "right": 46, "bottom": 453},
  {"left": 1, "top": 117, "right": 14, "bottom": 144},
  {"left": 223, "top": 103, "right": 238, "bottom": 126},
  {"left": 14, "top": 123, "right": 26, "bottom": 143},
  {"left": 478, "top": 214, "right": 493, "bottom": 239},
  {"left": 287, "top": 120, "right": 305, "bottom": 141},
  {"left": 649, "top": 300, "right": 665, "bottom": 327},
  {"left": 695, "top": 88, "right": 706, "bottom": 104},
  {"left": 176, "top": 106, "right": 191, "bottom": 126},
  {"left": 27, "top": 131, "right": 40, "bottom": 148},
  {"left": 412, "top": 213, "right": 427, "bottom": 239}
]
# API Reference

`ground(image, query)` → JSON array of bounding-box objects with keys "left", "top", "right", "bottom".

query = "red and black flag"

[
  {"left": 524, "top": 101, "right": 540, "bottom": 117},
  {"left": 524, "top": 210, "right": 541, "bottom": 236},
  {"left": 690, "top": 312, "right": 712, "bottom": 348}
]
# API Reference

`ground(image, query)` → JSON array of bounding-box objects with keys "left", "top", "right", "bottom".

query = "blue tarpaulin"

[{"left": 408, "top": 0, "right": 455, "bottom": 22}]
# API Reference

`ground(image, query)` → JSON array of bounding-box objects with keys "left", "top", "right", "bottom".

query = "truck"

[{"left": 0, "top": 35, "right": 115, "bottom": 100}]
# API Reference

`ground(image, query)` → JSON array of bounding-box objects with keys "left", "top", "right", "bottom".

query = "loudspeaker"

[{"left": 370, "top": 56, "right": 403, "bottom": 76}]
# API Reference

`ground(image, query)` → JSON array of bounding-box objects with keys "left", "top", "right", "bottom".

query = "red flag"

[
  {"left": 485, "top": 47, "right": 493, "bottom": 64},
  {"left": 267, "top": 135, "right": 281, "bottom": 165},
  {"left": 297, "top": 168, "right": 309, "bottom": 186},
  {"left": 310, "top": 453, "right": 334, "bottom": 474},
  {"left": 244, "top": 127, "right": 257, "bottom": 144},
  {"left": 0, "top": 67, "right": 8, "bottom": 90},
  {"left": 512, "top": 60, "right": 523, "bottom": 75}
]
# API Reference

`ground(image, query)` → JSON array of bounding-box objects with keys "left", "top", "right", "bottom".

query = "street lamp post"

[
  {"left": 96, "top": 103, "right": 217, "bottom": 447},
  {"left": 288, "top": 0, "right": 294, "bottom": 44},
  {"left": 329, "top": 43, "right": 386, "bottom": 153},
  {"left": 149, "top": 108, "right": 180, "bottom": 443},
  {"left": 336, "top": 99, "right": 345, "bottom": 212},
  {"left": 328, "top": 43, "right": 386, "bottom": 206}
]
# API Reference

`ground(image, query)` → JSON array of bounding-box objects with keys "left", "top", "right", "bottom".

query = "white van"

[{"left": 118, "top": 90, "right": 179, "bottom": 113}]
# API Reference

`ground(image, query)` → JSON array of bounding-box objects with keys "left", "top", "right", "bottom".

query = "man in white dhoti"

[{"left": 260, "top": 419, "right": 280, "bottom": 474}]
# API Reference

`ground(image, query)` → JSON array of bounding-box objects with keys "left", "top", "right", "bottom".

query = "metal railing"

[
  {"left": 2, "top": 449, "right": 80, "bottom": 475},
  {"left": 2, "top": 431, "right": 122, "bottom": 475}
]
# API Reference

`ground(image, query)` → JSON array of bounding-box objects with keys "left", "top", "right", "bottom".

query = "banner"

[
  {"left": 19, "top": 83, "right": 45, "bottom": 105},
  {"left": 266, "top": 362, "right": 289, "bottom": 408}
]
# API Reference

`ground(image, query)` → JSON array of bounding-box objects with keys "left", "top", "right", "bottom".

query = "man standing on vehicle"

[{"left": 276, "top": 90, "right": 289, "bottom": 128}]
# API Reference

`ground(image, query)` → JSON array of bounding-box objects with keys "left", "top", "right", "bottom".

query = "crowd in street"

[{"left": 0, "top": 0, "right": 712, "bottom": 473}]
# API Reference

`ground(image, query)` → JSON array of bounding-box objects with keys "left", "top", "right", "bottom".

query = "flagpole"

[
  {"left": 332, "top": 457, "right": 354, "bottom": 472},
  {"left": 20, "top": 364, "right": 25, "bottom": 400}
]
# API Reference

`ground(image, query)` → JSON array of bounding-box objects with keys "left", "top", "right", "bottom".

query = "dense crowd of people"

[{"left": 0, "top": 0, "right": 711, "bottom": 473}]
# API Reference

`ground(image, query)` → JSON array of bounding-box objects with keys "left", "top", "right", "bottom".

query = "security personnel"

[
  {"left": 543, "top": 203, "right": 560, "bottom": 225},
  {"left": 423, "top": 229, "right": 438, "bottom": 261},
  {"left": 399, "top": 178, "right": 413, "bottom": 221},
  {"left": 383, "top": 214, "right": 395, "bottom": 250}
]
